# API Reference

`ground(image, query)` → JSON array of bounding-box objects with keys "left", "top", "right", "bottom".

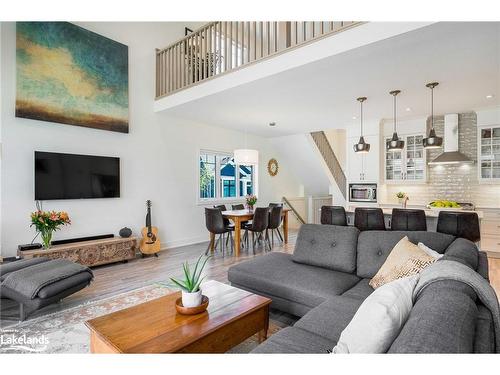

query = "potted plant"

[
  {"left": 245, "top": 194, "right": 257, "bottom": 211},
  {"left": 170, "top": 254, "right": 211, "bottom": 308},
  {"left": 396, "top": 192, "right": 406, "bottom": 205},
  {"left": 30, "top": 210, "right": 71, "bottom": 249}
]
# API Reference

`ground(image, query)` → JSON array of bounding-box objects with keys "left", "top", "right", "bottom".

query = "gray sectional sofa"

[{"left": 228, "top": 224, "right": 496, "bottom": 353}]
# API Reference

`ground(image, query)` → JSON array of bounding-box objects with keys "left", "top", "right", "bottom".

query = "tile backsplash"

[{"left": 380, "top": 112, "right": 500, "bottom": 208}]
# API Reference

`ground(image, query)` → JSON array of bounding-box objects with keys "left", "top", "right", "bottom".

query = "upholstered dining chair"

[
  {"left": 205, "top": 207, "right": 234, "bottom": 256},
  {"left": 243, "top": 207, "right": 271, "bottom": 252},
  {"left": 267, "top": 205, "right": 283, "bottom": 247}
]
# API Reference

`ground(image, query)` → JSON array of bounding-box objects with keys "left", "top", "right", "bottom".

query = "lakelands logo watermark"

[{"left": 0, "top": 329, "right": 49, "bottom": 353}]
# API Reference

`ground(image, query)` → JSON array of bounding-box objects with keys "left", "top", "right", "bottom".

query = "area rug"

[{"left": 0, "top": 283, "right": 283, "bottom": 354}]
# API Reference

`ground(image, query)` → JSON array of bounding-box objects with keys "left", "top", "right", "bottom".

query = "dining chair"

[
  {"left": 267, "top": 205, "right": 283, "bottom": 248},
  {"left": 243, "top": 207, "right": 271, "bottom": 252},
  {"left": 232, "top": 204, "right": 249, "bottom": 248},
  {"left": 205, "top": 207, "right": 233, "bottom": 256}
]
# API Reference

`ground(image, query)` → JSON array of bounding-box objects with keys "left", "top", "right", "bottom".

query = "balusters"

[{"left": 155, "top": 21, "right": 359, "bottom": 98}]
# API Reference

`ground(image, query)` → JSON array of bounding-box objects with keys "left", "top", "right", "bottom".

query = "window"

[{"left": 199, "top": 151, "right": 256, "bottom": 201}]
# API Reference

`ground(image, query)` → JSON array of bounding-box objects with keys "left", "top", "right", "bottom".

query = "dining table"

[{"left": 212, "top": 208, "right": 291, "bottom": 256}]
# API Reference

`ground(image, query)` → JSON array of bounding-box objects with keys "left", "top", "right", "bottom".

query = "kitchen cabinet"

[
  {"left": 347, "top": 135, "right": 379, "bottom": 182},
  {"left": 478, "top": 125, "right": 500, "bottom": 181},
  {"left": 384, "top": 134, "right": 426, "bottom": 184},
  {"left": 480, "top": 208, "right": 500, "bottom": 258}
]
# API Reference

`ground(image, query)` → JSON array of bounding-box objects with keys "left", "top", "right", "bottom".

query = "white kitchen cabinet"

[
  {"left": 478, "top": 125, "right": 500, "bottom": 181},
  {"left": 347, "top": 135, "right": 379, "bottom": 182},
  {"left": 384, "top": 133, "right": 426, "bottom": 184}
]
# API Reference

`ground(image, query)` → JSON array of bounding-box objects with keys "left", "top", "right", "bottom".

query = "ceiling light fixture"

[
  {"left": 353, "top": 97, "right": 370, "bottom": 154},
  {"left": 234, "top": 125, "right": 259, "bottom": 165},
  {"left": 486, "top": 94, "right": 494, "bottom": 99},
  {"left": 269, "top": 122, "right": 276, "bottom": 127},
  {"left": 387, "top": 90, "right": 405, "bottom": 152},
  {"left": 423, "top": 82, "right": 443, "bottom": 149},
  {"left": 405, "top": 107, "right": 411, "bottom": 112}
]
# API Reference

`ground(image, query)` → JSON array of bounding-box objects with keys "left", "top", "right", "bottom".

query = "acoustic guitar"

[{"left": 140, "top": 200, "right": 161, "bottom": 256}]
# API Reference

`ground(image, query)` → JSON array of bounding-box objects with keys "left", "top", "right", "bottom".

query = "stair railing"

[
  {"left": 282, "top": 196, "right": 306, "bottom": 225},
  {"left": 310, "top": 131, "right": 347, "bottom": 200}
]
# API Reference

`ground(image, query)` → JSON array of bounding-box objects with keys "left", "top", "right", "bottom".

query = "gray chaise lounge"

[
  {"left": 228, "top": 224, "right": 496, "bottom": 353},
  {"left": 0, "top": 257, "right": 93, "bottom": 321}
]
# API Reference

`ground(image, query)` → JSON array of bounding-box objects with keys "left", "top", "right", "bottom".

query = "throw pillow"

[
  {"left": 333, "top": 275, "right": 419, "bottom": 354},
  {"left": 418, "top": 242, "right": 444, "bottom": 259},
  {"left": 369, "top": 236, "right": 436, "bottom": 289}
]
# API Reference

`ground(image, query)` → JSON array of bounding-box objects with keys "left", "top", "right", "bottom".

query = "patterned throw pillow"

[{"left": 369, "top": 236, "right": 437, "bottom": 289}]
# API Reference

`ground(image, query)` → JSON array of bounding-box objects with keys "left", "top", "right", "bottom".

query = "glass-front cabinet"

[
  {"left": 479, "top": 126, "right": 500, "bottom": 180},
  {"left": 385, "top": 134, "right": 426, "bottom": 183}
]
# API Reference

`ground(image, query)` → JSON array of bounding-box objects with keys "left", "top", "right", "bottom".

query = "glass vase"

[{"left": 40, "top": 230, "right": 53, "bottom": 249}]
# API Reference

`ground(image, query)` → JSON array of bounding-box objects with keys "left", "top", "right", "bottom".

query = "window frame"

[{"left": 197, "top": 149, "right": 258, "bottom": 205}]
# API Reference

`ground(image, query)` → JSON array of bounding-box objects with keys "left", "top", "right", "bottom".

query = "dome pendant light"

[
  {"left": 387, "top": 90, "right": 405, "bottom": 152},
  {"left": 353, "top": 97, "right": 370, "bottom": 153},
  {"left": 423, "top": 82, "right": 443, "bottom": 149},
  {"left": 234, "top": 123, "right": 259, "bottom": 165}
]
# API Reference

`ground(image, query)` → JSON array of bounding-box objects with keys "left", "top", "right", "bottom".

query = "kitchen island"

[{"left": 345, "top": 205, "right": 484, "bottom": 232}]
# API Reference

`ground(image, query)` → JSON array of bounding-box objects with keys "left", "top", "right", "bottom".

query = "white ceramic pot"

[{"left": 182, "top": 290, "right": 202, "bottom": 308}]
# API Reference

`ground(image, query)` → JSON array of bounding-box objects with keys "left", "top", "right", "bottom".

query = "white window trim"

[{"left": 197, "top": 149, "right": 258, "bottom": 205}]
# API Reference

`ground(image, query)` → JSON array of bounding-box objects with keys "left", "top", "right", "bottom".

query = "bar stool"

[
  {"left": 437, "top": 211, "right": 481, "bottom": 242},
  {"left": 391, "top": 208, "right": 427, "bottom": 231},
  {"left": 204, "top": 208, "right": 234, "bottom": 256},
  {"left": 320, "top": 206, "right": 347, "bottom": 226},
  {"left": 354, "top": 208, "right": 386, "bottom": 231}
]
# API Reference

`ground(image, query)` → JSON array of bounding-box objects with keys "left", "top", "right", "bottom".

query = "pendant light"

[
  {"left": 353, "top": 97, "right": 370, "bottom": 153},
  {"left": 423, "top": 82, "right": 443, "bottom": 149},
  {"left": 386, "top": 90, "right": 405, "bottom": 152},
  {"left": 234, "top": 125, "right": 259, "bottom": 165}
]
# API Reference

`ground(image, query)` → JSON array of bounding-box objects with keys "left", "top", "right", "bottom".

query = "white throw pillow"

[
  {"left": 418, "top": 242, "right": 444, "bottom": 259},
  {"left": 333, "top": 275, "right": 419, "bottom": 354}
]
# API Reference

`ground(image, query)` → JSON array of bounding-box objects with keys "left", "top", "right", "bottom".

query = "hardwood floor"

[{"left": 2, "top": 229, "right": 500, "bottom": 325}]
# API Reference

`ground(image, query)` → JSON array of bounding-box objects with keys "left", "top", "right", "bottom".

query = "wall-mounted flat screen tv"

[{"left": 35, "top": 151, "right": 120, "bottom": 200}]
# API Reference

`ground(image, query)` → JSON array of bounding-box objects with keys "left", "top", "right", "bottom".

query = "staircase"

[{"left": 310, "top": 131, "right": 347, "bottom": 200}]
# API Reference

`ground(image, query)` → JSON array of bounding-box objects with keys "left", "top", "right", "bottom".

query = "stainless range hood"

[{"left": 428, "top": 114, "right": 474, "bottom": 165}]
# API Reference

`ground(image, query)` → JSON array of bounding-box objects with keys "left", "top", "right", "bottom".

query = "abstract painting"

[{"left": 16, "top": 22, "right": 129, "bottom": 133}]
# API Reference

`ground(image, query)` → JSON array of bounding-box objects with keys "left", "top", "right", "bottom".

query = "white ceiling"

[{"left": 163, "top": 22, "right": 500, "bottom": 137}]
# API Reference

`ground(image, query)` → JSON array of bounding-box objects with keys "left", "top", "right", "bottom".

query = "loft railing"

[
  {"left": 156, "top": 21, "right": 361, "bottom": 99},
  {"left": 310, "top": 131, "right": 347, "bottom": 200}
]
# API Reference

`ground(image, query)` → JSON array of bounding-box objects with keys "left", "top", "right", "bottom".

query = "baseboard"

[{"left": 159, "top": 235, "right": 209, "bottom": 251}]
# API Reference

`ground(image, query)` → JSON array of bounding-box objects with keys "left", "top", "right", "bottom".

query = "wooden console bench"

[{"left": 18, "top": 237, "right": 137, "bottom": 267}]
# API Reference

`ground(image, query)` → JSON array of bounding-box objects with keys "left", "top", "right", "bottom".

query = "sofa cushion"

[
  {"left": 294, "top": 295, "right": 363, "bottom": 342},
  {"left": 341, "top": 278, "right": 374, "bottom": 300},
  {"left": 228, "top": 252, "right": 360, "bottom": 308},
  {"left": 441, "top": 238, "right": 479, "bottom": 271},
  {"left": 37, "top": 272, "right": 93, "bottom": 299},
  {"left": 334, "top": 275, "right": 418, "bottom": 353},
  {"left": 369, "top": 236, "right": 436, "bottom": 289},
  {"left": 356, "top": 231, "right": 455, "bottom": 278},
  {"left": 292, "top": 224, "right": 359, "bottom": 273},
  {"left": 251, "top": 327, "right": 335, "bottom": 354},
  {"left": 388, "top": 279, "right": 478, "bottom": 353}
]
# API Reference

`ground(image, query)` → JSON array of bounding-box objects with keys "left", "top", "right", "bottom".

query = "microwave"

[{"left": 349, "top": 183, "right": 377, "bottom": 203}]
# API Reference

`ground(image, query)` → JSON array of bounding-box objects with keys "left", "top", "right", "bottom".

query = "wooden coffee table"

[{"left": 85, "top": 280, "right": 271, "bottom": 353}]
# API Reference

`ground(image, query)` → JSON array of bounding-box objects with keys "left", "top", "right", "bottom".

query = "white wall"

[{"left": 0, "top": 22, "right": 301, "bottom": 258}]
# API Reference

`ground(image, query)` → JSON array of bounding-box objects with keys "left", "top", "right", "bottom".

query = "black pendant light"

[
  {"left": 387, "top": 89, "right": 404, "bottom": 152},
  {"left": 353, "top": 97, "right": 370, "bottom": 153},
  {"left": 423, "top": 82, "right": 443, "bottom": 149}
]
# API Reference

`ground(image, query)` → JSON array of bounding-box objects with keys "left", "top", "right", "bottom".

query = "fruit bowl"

[{"left": 427, "top": 200, "right": 463, "bottom": 210}]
